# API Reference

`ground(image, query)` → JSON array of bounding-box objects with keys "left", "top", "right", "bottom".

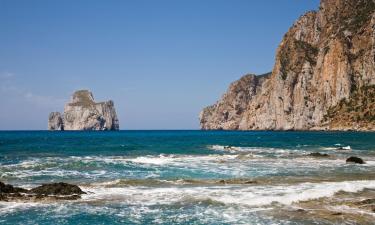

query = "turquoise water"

[{"left": 1, "top": 131, "right": 375, "bottom": 224}]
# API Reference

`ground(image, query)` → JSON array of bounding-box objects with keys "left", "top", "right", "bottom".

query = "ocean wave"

[
  {"left": 0, "top": 202, "right": 45, "bottom": 216},
  {"left": 81, "top": 180, "right": 375, "bottom": 207},
  {"left": 2, "top": 153, "right": 374, "bottom": 183},
  {"left": 321, "top": 145, "right": 351, "bottom": 151},
  {"left": 0, "top": 198, "right": 276, "bottom": 225},
  {"left": 208, "top": 145, "right": 297, "bottom": 154},
  {"left": 90, "top": 178, "right": 259, "bottom": 188},
  {"left": 1, "top": 179, "right": 375, "bottom": 224}
]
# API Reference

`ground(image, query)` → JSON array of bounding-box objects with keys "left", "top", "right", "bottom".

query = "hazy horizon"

[{"left": 0, "top": 0, "right": 319, "bottom": 130}]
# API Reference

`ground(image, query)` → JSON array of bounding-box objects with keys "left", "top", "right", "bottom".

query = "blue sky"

[{"left": 0, "top": 0, "right": 319, "bottom": 130}]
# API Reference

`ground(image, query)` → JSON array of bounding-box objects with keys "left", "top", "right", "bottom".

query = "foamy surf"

[
  {"left": 2, "top": 153, "right": 374, "bottom": 185},
  {"left": 321, "top": 145, "right": 352, "bottom": 151},
  {"left": 208, "top": 145, "right": 306, "bottom": 156},
  {"left": 81, "top": 180, "right": 375, "bottom": 207}
]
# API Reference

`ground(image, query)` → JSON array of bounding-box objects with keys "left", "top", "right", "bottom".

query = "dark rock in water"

[
  {"left": 0, "top": 181, "right": 28, "bottom": 194},
  {"left": 30, "top": 182, "right": 86, "bottom": 195},
  {"left": 0, "top": 181, "right": 85, "bottom": 202},
  {"left": 354, "top": 198, "right": 375, "bottom": 213},
  {"left": 346, "top": 156, "right": 365, "bottom": 164},
  {"left": 244, "top": 180, "right": 257, "bottom": 184},
  {"left": 0, "top": 193, "right": 7, "bottom": 201},
  {"left": 358, "top": 199, "right": 375, "bottom": 205},
  {"left": 307, "top": 152, "right": 329, "bottom": 157}
]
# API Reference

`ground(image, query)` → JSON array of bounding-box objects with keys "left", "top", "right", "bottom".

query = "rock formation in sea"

[
  {"left": 200, "top": 0, "right": 375, "bottom": 131},
  {"left": 48, "top": 90, "right": 120, "bottom": 131},
  {"left": 0, "top": 181, "right": 86, "bottom": 201}
]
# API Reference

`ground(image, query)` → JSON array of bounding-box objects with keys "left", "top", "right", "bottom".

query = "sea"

[{"left": 0, "top": 130, "right": 374, "bottom": 224}]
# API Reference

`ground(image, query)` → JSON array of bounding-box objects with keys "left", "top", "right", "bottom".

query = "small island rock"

[{"left": 48, "top": 90, "right": 120, "bottom": 131}]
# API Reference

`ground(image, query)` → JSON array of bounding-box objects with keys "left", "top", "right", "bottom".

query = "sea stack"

[
  {"left": 200, "top": 0, "right": 375, "bottom": 131},
  {"left": 48, "top": 90, "right": 120, "bottom": 131}
]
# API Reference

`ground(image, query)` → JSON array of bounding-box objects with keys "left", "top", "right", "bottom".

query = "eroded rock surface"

[
  {"left": 0, "top": 182, "right": 86, "bottom": 202},
  {"left": 30, "top": 182, "right": 86, "bottom": 196},
  {"left": 48, "top": 90, "right": 120, "bottom": 131},
  {"left": 48, "top": 112, "right": 64, "bottom": 130},
  {"left": 200, "top": 0, "right": 375, "bottom": 131}
]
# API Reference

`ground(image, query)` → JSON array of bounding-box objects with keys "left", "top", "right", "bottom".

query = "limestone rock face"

[
  {"left": 200, "top": 73, "right": 270, "bottom": 130},
  {"left": 48, "top": 90, "right": 120, "bottom": 131},
  {"left": 48, "top": 112, "right": 64, "bottom": 130},
  {"left": 200, "top": 0, "right": 375, "bottom": 131}
]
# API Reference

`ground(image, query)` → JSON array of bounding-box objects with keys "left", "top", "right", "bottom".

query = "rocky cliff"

[
  {"left": 48, "top": 90, "right": 120, "bottom": 131},
  {"left": 200, "top": 0, "right": 375, "bottom": 131}
]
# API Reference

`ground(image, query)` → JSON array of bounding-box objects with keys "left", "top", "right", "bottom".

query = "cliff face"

[
  {"left": 48, "top": 90, "right": 119, "bottom": 131},
  {"left": 48, "top": 112, "right": 64, "bottom": 130},
  {"left": 200, "top": 0, "right": 375, "bottom": 131},
  {"left": 200, "top": 73, "right": 270, "bottom": 130}
]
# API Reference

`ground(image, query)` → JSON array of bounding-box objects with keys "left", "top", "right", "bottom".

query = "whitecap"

[{"left": 81, "top": 180, "right": 375, "bottom": 207}]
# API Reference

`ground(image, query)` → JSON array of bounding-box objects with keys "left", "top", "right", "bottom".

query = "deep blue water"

[{"left": 1, "top": 131, "right": 375, "bottom": 224}]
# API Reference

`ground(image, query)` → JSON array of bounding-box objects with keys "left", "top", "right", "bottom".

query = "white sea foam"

[
  {"left": 0, "top": 202, "right": 44, "bottom": 216},
  {"left": 208, "top": 145, "right": 308, "bottom": 157},
  {"left": 321, "top": 145, "right": 352, "bottom": 151},
  {"left": 2, "top": 153, "right": 374, "bottom": 182},
  {"left": 1, "top": 180, "right": 374, "bottom": 224},
  {"left": 82, "top": 180, "right": 375, "bottom": 207}
]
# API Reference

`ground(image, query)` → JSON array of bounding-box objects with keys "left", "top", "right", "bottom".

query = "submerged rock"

[
  {"left": 307, "top": 152, "right": 330, "bottom": 157},
  {"left": 346, "top": 156, "right": 365, "bottom": 164},
  {"left": 357, "top": 199, "right": 375, "bottom": 205},
  {"left": 48, "top": 90, "right": 120, "bottom": 131}
]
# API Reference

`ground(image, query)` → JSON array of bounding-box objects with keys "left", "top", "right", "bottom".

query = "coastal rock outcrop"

[
  {"left": 48, "top": 112, "right": 64, "bottom": 130},
  {"left": 200, "top": 73, "right": 270, "bottom": 130},
  {"left": 30, "top": 182, "right": 86, "bottom": 196},
  {"left": 200, "top": 0, "right": 375, "bottom": 131},
  {"left": 0, "top": 181, "right": 86, "bottom": 201},
  {"left": 48, "top": 90, "right": 119, "bottom": 131},
  {"left": 307, "top": 152, "right": 330, "bottom": 157}
]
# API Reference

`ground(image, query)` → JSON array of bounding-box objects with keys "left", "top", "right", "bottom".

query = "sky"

[{"left": 0, "top": 0, "right": 320, "bottom": 130}]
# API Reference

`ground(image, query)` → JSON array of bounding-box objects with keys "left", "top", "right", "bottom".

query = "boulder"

[
  {"left": 0, "top": 181, "right": 28, "bottom": 194},
  {"left": 307, "top": 152, "right": 329, "bottom": 157},
  {"left": 29, "top": 182, "right": 86, "bottom": 195},
  {"left": 346, "top": 156, "right": 365, "bottom": 164},
  {"left": 0, "top": 181, "right": 86, "bottom": 202}
]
